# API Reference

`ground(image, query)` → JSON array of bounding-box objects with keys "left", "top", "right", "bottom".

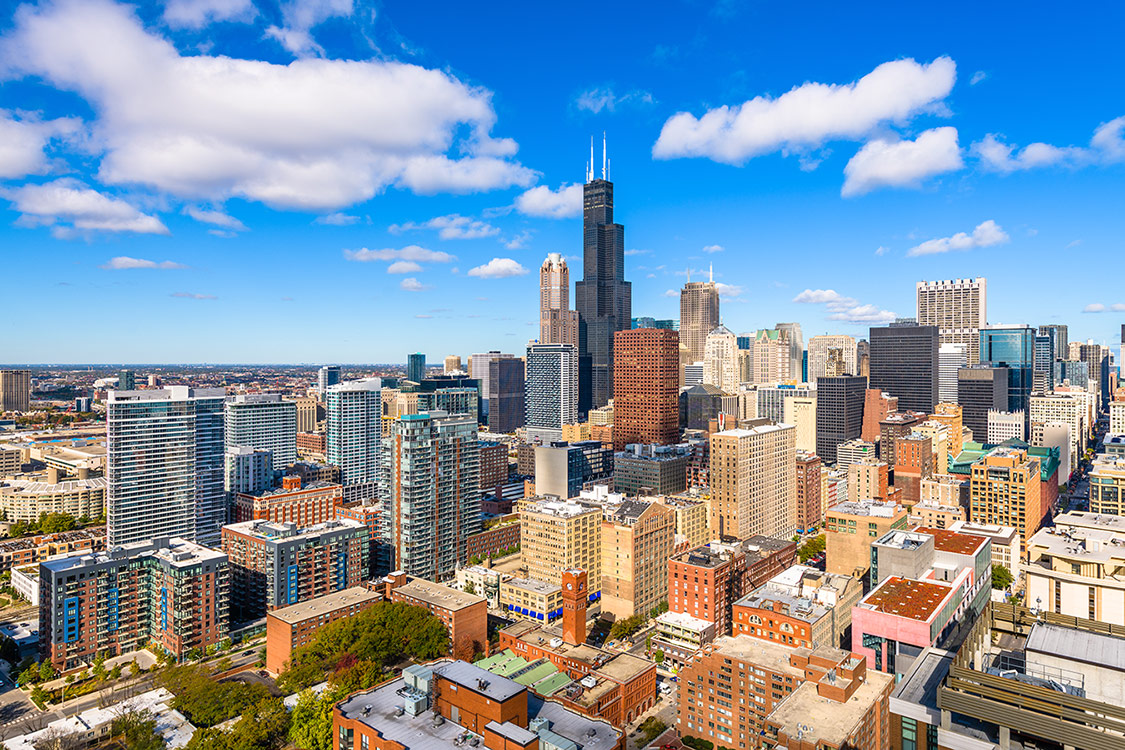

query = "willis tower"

[{"left": 576, "top": 135, "right": 631, "bottom": 413}]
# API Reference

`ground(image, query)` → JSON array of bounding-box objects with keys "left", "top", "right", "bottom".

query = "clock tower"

[{"left": 561, "top": 568, "right": 588, "bottom": 646}]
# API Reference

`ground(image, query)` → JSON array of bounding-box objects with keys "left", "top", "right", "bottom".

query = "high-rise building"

[
  {"left": 679, "top": 276, "right": 720, "bottom": 363},
  {"left": 443, "top": 355, "right": 462, "bottom": 375},
  {"left": 807, "top": 335, "right": 857, "bottom": 384},
  {"left": 613, "top": 328, "right": 680, "bottom": 451},
  {"left": 757, "top": 383, "right": 815, "bottom": 424},
  {"left": 958, "top": 366, "right": 1009, "bottom": 440},
  {"left": 702, "top": 325, "right": 738, "bottom": 393},
  {"left": 575, "top": 140, "right": 631, "bottom": 412},
  {"left": 938, "top": 343, "right": 967, "bottom": 403},
  {"left": 980, "top": 325, "right": 1035, "bottom": 414},
  {"left": 107, "top": 387, "right": 226, "bottom": 547},
  {"left": 709, "top": 424, "right": 796, "bottom": 540},
  {"left": 406, "top": 352, "right": 426, "bottom": 383},
  {"left": 795, "top": 451, "right": 823, "bottom": 533},
  {"left": 751, "top": 328, "right": 792, "bottom": 384},
  {"left": 775, "top": 322, "right": 804, "bottom": 381},
  {"left": 382, "top": 411, "right": 480, "bottom": 581},
  {"left": 288, "top": 395, "right": 317, "bottom": 433},
  {"left": 1033, "top": 335, "right": 1055, "bottom": 390},
  {"left": 317, "top": 365, "right": 341, "bottom": 397},
  {"left": 1053, "top": 358, "right": 1089, "bottom": 389},
  {"left": 861, "top": 388, "right": 897, "bottom": 443},
  {"left": 916, "top": 277, "right": 987, "bottom": 365},
  {"left": 486, "top": 357, "right": 524, "bottom": 434},
  {"left": 326, "top": 378, "right": 382, "bottom": 493},
  {"left": 469, "top": 351, "right": 514, "bottom": 423},
  {"left": 869, "top": 322, "right": 939, "bottom": 413},
  {"left": 970, "top": 446, "right": 1045, "bottom": 542},
  {"left": 525, "top": 343, "right": 578, "bottom": 444},
  {"left": 1038, "top": 324, "right": 1069, "bottom": 364},
  {"left": 600, "top": 499, "right": 675, "bottom": 620},
  {"left": 225, "top": 446, "right": 274, "bottom": 495},
  {"left": 534, "top": 440, "right": 613, "bottom": 499},
  {"left": 539, "top": 253, "right": 579, "bottom": 347},
  {"left": 782, "top": 395, "right": 817, "bottom": 453},
  {"left": 631, "top": 317, "right": 677, "bottom": 329},
  {"left": 117, "top": 369, "right": 136, "bottom": 391},
  {"left": 1077, "top": 341, "right": 1111, "bottom": 404},
  {"left": 0, "top": 369, "right": 31, "bottom": 412},
  {"left": 225, "top": 393, "right": 297, "bottom": 470},
  {"left": 825, "top": 500, "right": 908, "bottom": 579},
  {"left": 520, "top": 497, "right": 602, "bottom": 600},
  {"left": 815, "top": 376, "right": 867, "bottom": 465}
]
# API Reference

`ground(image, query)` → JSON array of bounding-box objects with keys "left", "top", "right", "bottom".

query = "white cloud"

[
  {"left": 400, "top": 277, "right": 430, "bottom": 292},
  {"left": 653, "top": 56, "right": 956, "bottom": 164},
  {"left": 624, "top": 248, "right": 650, "bottom": 256},
  {"left": 101, "top": 256, "right": 187, "bottom": 270},
  {"left": 386, "top": 260, "right": 422, "bottom": 274},
  {"left": 574, "top": 87, "right": 655, "bottom": 114},
  {"left": 0, "top": 0, "right": 534, "bottom": 211},
  {"left": 5, "top": 178, "right": 169, "bottom": 236},
  {"left": 793, "top": 288, "right": 896, "bottom": 323},
  {"left": 702, "top": 244, "right": 724, "bottom": 254},
  {"left": 315, "top": 212, "right": 359, "bottom": 225},
  {"left": 390, "top": 214, "right": 498, "bottom": 240},
  {"left": 663, "top": 289, "right": 678, "bottom": 298},
  {"left": 184, "top": 206, "right": 247, "bottom": 231},
  {"left": 906, "top": 220, "right": 1009, "bottom": 257},
  {"left": 973, "top": 116, "right": 1125, "bottom": 173},
  {"left": 842, "top": 126, "right": 963, "bottom": 197},
  {"left": 970, "top": 71, "right": 987, "bottom": 85},
  {"left": 342, "top": 245, "right": 455, "bottom": 263},
  {"left": 163, "top": 0, "right": 255, "bottom": 29},
  {"left": 0, "top": 111, "right": 81, "bottom": 179},
  {"left": 171, "top": 291, "right": 216, "bottom": 299},
  {"left": 714, "top": 282, "right": 743, "bottom": 299},
  {"left": 875, "top": 246, "right": 889, "bottom": 256},
  {"left": 467, "top": 257, "right": 528, "bottom": 279},
  {"left": 265, "top": 0, "right": 353, "bottom": 57},
  {"left": 515, "top": 183, "right": 582, "bottom": 218},
  {"left": 1083, "top": 303, "right": 1125, "bottom": 313},
  {"left": 504, "top": 230, "right": 532, "bottom": 250}
]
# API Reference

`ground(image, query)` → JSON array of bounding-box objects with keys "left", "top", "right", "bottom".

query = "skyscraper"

[
  {"left": 613, "top": 328, "right": 680, "bottom": 451},
  {"left": 444, "top": 355, "right": 463, "bottom": 375},
  {"left": 679, "top": 274, "right": 720, "bottom": 363},
  {"left": 1077, "top": 341, "right": 1111, "bottom": 404},
  {"left": 916, "top": 277, "right": 987, "bottom": 365},
  {"left": 1033, "top": 335, "right": 1055, "bottom": 390},
  {"left": 751, "top": 328, "right": 792, "bottom": 384},
  {"left": 224, "top": 394, "right": 297, "bottom": 470},
  {"left": 869, "top": 322, "right": 939, "bottom": 413},
  {"left": 382, "top": 411, "right": 480, "bottom": 580},
  {"left": 815, "top": 375, "right": 867, "bottom": 465},
  {"left": 957, "top": 366, "right": 1009, "bottom": 440},
  {"left": 540, "top": 253, "right": 579, "bottom": 347},
  {"left": 938, "top": 343, "right": 967, "bottom": 404},
  {"left": 469, "top": 351, "right": 515, "bottom": 423},
  {"left": 775, "top": 322, "right": 804, "bottom": 380},
  {"left": 807, "top": 335, "right": 857, "bottom": 384},
  {"left": 326, "top": 378, "right": 382, "bottom": 493},
  {"left": 487, "top": 357, "right": 525, "bottom": 434},
  {"left": 0, "top": 369, "right": 30, "bottom": 412},
  {"left": 575, "top": 137, "right": 631, "bottom": 412},
  {"left": 709, "top": 424, "right": 796, "bottom": 540},
  {"left": 406, "top": 353, "right": 426, "bottom": 383},
  {"left": 118, "top": 369, "right": 136, "bottom": 391},
  {"left": 703, "top": 325, "right": 738, "bottom": 393},
  {"left": 525, "top": 343, "right": 579, "bottom": 444},
  {"left": 980, "top": 325, "right": 1035, "bottom": 413},
  {"left": 107, "top": 387, "right": 226, "bottom": 547},
  {"left": 1038, "top": 324, "right": 1068, "bottom": 362},
  {"left": 317, "top": 365, "right": 341, "bottom": 397}
]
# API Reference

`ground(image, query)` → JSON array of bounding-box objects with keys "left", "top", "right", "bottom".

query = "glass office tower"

[{"left": 980, "top": 325, "right": 1035, "bottom": 413}]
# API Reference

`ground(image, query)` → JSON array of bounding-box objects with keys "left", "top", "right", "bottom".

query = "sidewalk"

[{"left": 42, "top": 649, "right": 157, "bottom": 692}]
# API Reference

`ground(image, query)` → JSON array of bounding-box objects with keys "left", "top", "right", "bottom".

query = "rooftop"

[
  {"left": 947, "top": 520, "right": 1019, "bottom": 542},
  {"left": 715, "top": 423, "right": 794, "bottom": 438},
  {"left": 859, "top": 576, "right": 955, "bottom": 622},
  {"left": 502, "top": 577, "right": 561, "bottom": 596},
  {"left": 655, "top": 610, "right": 714, "bottom": 630},
  {"left": 701, "top": 635, "right": 807, "bottom": 679},
  {"left": 0, "top": 476, "right": 106, "bottom": 494},
  {"left": 522, "top": 497, "right": 600, "bottom": 518},
  {"left": 767, "top": 669, "right": 894, "bottom": 746},
  {"left": 222, "top": 517, "right": 365, "bottom": 541},
  {"left": 734, "top": 588, "right": 832, "bottom": 626},
  {"left": 1026, "top": 516, "right": 1125, "bottom": 562},
  {"left": 1026, "top": 622, "right": 1125, "bottom": 673},
  {"left": 238, "top": 479, "right": 340, "bottom": 498},
  {"left": 914, "top": 526, "right": 989, "bottom": 556},
  {"left": 392, "top": 576, "right": 486, "bottom": 612},
  {"left": 268, "top": 586, "right": 381, "bottom": 624},
  {"left": 42, "top": 537, "right": 224, "bottom": 574},
  {"left": 828, "top": 500, "right": 904, "bottom": 518}
]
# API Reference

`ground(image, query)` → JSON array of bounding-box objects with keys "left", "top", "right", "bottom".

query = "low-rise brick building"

[
  {"left": 464, "top": 514, "right": 520, "bottom": 562},
  {"left": 0, "top": 526, "right": 106, "bottom": 571},
  {"left": 381, "top": 572, "right": 488, "bottom": 662},
  {"left": 264, "top": 586, "right": 380, "bottom": 673},
  {"left": 232, "top": 475, "right": 342, "bottom": 525}
]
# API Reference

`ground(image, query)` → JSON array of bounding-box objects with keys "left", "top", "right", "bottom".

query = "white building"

[
  {"left": 224, "top": 393, "right": 297, "bottom": 469},
  {"left": 949, "top": 520, "right": 1021, "bottom": 582},
  {"left": 524, "top": 343, "right": 579, "bottom": 444},
  {"left": 1024, "top": 513, "right": 1125, "bottom": 625},
  {"left": 938, "top": 343, "right": 968, "bottom": 404},
  {"left": 1029, "top": 391, "right": 1089, "bottom": 476},
  {"left": 326, "top": 378, "right": 383, "bottom": 494},
  {"left": 806, "top": 335, "right": 857, "bottom": 384},
  {"left": 703, "top": 325, "right": 739, "bottom": 393},
  {"left": 782, "top": 395, "right": 817, "bottom": 453},
  {"left": 987, "top": 410, "right": 1025, "bottom": 443},
  {"left": 916, "top": 277, "right": 987, "bottom": 366}
]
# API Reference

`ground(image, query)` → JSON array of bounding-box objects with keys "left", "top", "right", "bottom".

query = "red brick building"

[
  {"left": 232, "top": 475, "right": 342, "bottom": 525},
  {"left": 381, "top": 572, "right": 488, "bottom": 662},
  {"left": 0, "top": 526, "right": 106, "bottom": 571},
  {"left": 795, "top": 451, "right": 822, "bottom": 533},
  {"left": 862, "top": 388, "right": 897, "bottom": 443},
  {"left": 295, "top": 431, "right": 326, "bottom": 455},
  {"left": 464, "top": 515, "right": 520, "bottom": 562},
  {"left": 612, "top": 329, "right": 680, "bottom": 451},
  {"left": 893, "top": 433, "right": 934, "bottom": 505},
  {"left": 479, "top": 441, "right": 508, "bottom": 494},
  {"left": 265, "top": 586, "right": 380, "bottom": 673}
]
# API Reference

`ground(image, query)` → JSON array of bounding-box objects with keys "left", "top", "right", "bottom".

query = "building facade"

[
  {"left": 710, "top": 424, "right": 796, "bottom": 540},
  {"left": 869, "top": 322, "right": 940, "bottom": 414},
  {"left": 325, "top": 378, "right": 382, "bottom": 490},
  {"left": 680, "top": 279, "right": 721, "bottom": 364},
  {"left": 524, "top": 343, "right": 579, "bottom": 444},
  {"left": 815, "top": 376, "right": 867, "bottom": 465},
  {"left": 916, "top": 277, "right": 987, "bottom": 366},
  {"left": 612, "top": 328, "right": 680, "bottom": 451},
  {"left": 600, "top": 499, "right": 675, "bottom": 620},
  {"left": 224, "top": 393, "right": 297, "bottom": 469},
  {"left": 539, "top": 253, "right": 579, "bottom": 347}
]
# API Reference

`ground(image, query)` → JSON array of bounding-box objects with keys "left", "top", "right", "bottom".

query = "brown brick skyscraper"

[{"left": 613, "top": 329, "right": 680, "bottom": 451}]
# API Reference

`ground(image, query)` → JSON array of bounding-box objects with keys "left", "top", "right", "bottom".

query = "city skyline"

[{"left": 2, "top": 0, "right": 1124, "bottom": 364}]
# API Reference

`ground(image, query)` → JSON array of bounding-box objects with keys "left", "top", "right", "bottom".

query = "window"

[{"left": 901, "top": 717, "right": 917, "bottom": 750}]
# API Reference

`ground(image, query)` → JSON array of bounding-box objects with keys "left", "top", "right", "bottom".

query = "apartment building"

[
  {"left": 653, "top": 493, "right": 710, "bottom": 549},
  {"left": 969, "top": 446, "right": 1046, "bottom": 543},
  {"left": 382, "top": 572, "right": 488, "bottom": 662},
  {"left": 600, "top": 498, "right": 675, "bottom": 619},
  {"left": 264, "top": 586, "right": 380, "bottom": 673},
  {"left": 732, "top": 564, "right": 863, "bottom": 650},
  {"left": 709, "top": 424, "right": 796, "bottom": 540},
  {"left": 231, "top": 475, "right": 341, "bottom": 525},
  {"left": 1090, "top": 455, "right": 1125, "bottom": 515},
  {"left": 794, "top": 451, "right": 823, "bottom": 534},
  {"left": 1024, "top": 512, "right": 1125, "bottom": 625}
]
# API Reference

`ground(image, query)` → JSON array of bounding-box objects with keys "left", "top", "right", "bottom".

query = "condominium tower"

[
  {"left": 317, "top": 365, "right": 341, "bottom": 397},
  {"left": 525, "top": 343, "right": 579, "bottom": 444},
  {"left": 679, "top": 275, "right": 720, "bottom": 363},
  {"left": 916, "top": 277, "right": 987, "bottom": 365},
  {"left": 539, "top": 253, "right": 579, "bottom": 347},
  {"left": 0, "top": 369, "right": 30, "bottom": 412},
  {"left": 107, "top": 387, "right": 226, "bottom": 547},
  {"left": 326, "top": 378, "right": 382, "bottom": 490},
  {"left": 224, "top": 393, "right": 297, "bottom": 469}
]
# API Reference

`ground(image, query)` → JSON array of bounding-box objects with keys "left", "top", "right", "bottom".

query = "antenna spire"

[
  {"left": 709, "top": 263, "right": 713, "bottom": 283},
  {"left": 588, "top": 137, "right": 594, "bottom": 183},
  {"left": 602, "top": 131, "right": 607, "bottom": 180},
  {"left": 687, "top": 267, "right": 691, "bottom": 283}
]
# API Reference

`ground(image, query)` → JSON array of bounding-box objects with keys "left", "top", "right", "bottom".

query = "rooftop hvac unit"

[
  {"left": 404, "top": 693, "right": 427, "bottom": 717},
  {"left": 580, "top": 675, "right": 597, "bottom": 688}
]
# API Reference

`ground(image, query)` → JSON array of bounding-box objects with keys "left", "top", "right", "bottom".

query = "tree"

[
  {"left": 650, "top": 600, "right": 669, "bottom": 617},
  {"left": 798, "top": 534, "right": 826, "bottom": 563},
  {"left": 38, "top": 661, "right": 57, "bottom": 682},
  {"left": 30, "top": 685, "right": 47, "bottom": 706},
  {"left": 654, "top": 650, "right": 665, "bottom": 664},
  {"left": 0, "top": 635, "right": 20, "bottom": 665},
  {"left": 992, "top": 564, "right": 1014, "bottom": 590},
  {"left": 157, "top": 665, "right": 269, "bottom": 728},
  {"left": 463, "top": 581, "right": 477, "bottom": 596},
  {"left": 17, "top": 660, "right": 40, "bottom": 686},
  {"left": 288, "top": 688, "right": 340, "bottom": 750},
  {"left": 609, "top": 614, "right": 644, "bottom": 641},
  {"left": 110, "top": 709, "right": 164, "bottom": 750}
]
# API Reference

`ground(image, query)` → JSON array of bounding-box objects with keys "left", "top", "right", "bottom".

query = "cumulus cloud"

[
  {"left": 163, "top": 0, "right": 255, "bottom": 29},
  {"left": 1084, "top": 303, "right": 1125, "bottom": 313},
  {"left": 793, "top": 288, "right": 896, "bottom": 323},
  {"left": 702, "top": 244, "right": 724, "bottom": 254},
  {"left": 515, "top": 183, "right": 582, "bottom": 218},
  {"left": 906, "top": 220, "right": 1009, "bottom": 257},
  {"left": 184, "top": 206, "right": 247, "bottom": 231},
  {"left": 390, "top": 214, "right": 498, "bottom": 240},
  {"left": 342, "top": 245, "right": 455, "bottom": 263},
  {"left": 504, "top": 230, "right": 532, "bottom": 250},
  {"left": 714, "top": 282, "right": 742, "bottom": 299},
  {"left": 386, "top": 260, "right": 422, "bottom": 274},
  {"left": 0, "top": 0, "right": 534, "bottom": 211},
  {"left": 171, "top": 291, "right": 216, "bottom": 299},
  {"left": 101, "top": 256, "right": 187, "bottom": 270},
  {"left": 467, "top": 258, "right": 528, "bottom": 279},
  {"left": 653, "top": 56, "right": 956, "bottom": 164},
  {"left": 574, "top": 87, "right": 655, "bottom": 114},
  {"left": 842, "top": 126, "right": 963, "bottom": 197},
  {"left": 663, "top": 289, "right": 678, "bottom": 298},
  {"left": 973, "top": 116, "right": 1125, "bottom": 173},
  {"left": 265, "top": 0, "right": 353, "bottom": 57},
  {"left": 314, "top": 212, "right": 359, "bottom": 225},
  {"left": 400, "top": 277, "right": 430, "bottom": 292},
  {"left": 0, "top": 111, "right": 81, "bottom": 179},
  {"left": 5, "top": 179, "right": 169, "bottom": 236}
]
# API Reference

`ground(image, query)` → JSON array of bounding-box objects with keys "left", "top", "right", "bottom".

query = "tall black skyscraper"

[
  {"left": 816, "top": 375, "right": 867, "bottom": 465},
  {"left": 869, "top": 322, "right": 939, "bottom": 413},
  {"left": 575, "top": 136, "right": 631, "bottom": 413}
]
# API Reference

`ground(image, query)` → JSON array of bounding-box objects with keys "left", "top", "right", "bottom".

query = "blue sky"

[{"left": 1, "top": 0, "right": 1123, "bottom": 364}]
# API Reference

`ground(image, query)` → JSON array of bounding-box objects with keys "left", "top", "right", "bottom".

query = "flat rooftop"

[
  {"left": 704, "top": 635, "right": 807, "bottom": 678},
  {"left": 828, "top": 500, "right": 903, "bottom": 518},
  {"left": 42, "top": 537, "right": 224, "bottom": 573},
  {"left": 767, "top": 669, "right": 894, "bottom": 746},
  {"left": 734, "top": 588, "right": 831, "bottom": 625},
  {"left": 268, "top": 586, "right": 381, "bottom": 625},
  {"left": 392, "top": 577, "right": 486, "bottom": 612},
  {"left": 502, "top": 577, "right": 560, "bottom": 596},
  {"left": 859, "top": 577, "right": 955, "bottom": 622},
  {"left": 223, "top": 517, "right": 364, "bottom": 541},
  {"left": 915, "top": 527, "right": 989, "bottom": 556},
  {"left": 0, "top": 476, "right": 106, "bottom": 494},
  {"left": 522, "top": 498, "right": 600, "bottom": 518},
  {"left": 1026, "top": 622, "right": 1125, "bottom": 673}
]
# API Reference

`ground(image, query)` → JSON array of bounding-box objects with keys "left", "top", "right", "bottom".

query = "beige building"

[
  {"left": 1024, "top": 512, "right": 1125, "bottom": 625},
  {"left": 0, "top": 445, "right": 22, "bottom": 475},
  {"left": 560, "top": 422, "right": 591, "bottom": 442},
  {"left": 539, "top": 253, "right": 578, "bottom": 347},
  {"left": 807, "top": 335, "right": 857, "bottom": 384},
  {"left": 847, "top": 457, "right": 889, "bottom": 502},
  {"left": 1090, "top": 455, "right": 1125, "bottom": 515},
  {"left": 914, "top": 420, "right": 952, "bottom": 473},
  {"left": 380, "top": 389, "right": 419, "bottom": 437},
  {"left": 520, "top": 497, "right": 602, "bottom": 597},
  {"left": 288, "top": 396, "right": 317, "bottom": 433},
  {"left": 1111, "top": 400, "right": 1125, "bottom": 435},
  {"left": 589, "top": 403, "right": 613, "bottom": 425},
  {"left": 1029, "top": 391, "right": 1090, "bottom": 477},
  {"left": 709, "top": 424, "right": 796, "bottom": 540},
  {"left": 909, "top": 500, "right": 966, "bottom": 529},
  {"left": 970, "top": 446, "right": 1044, "bottom": 543},
  {"left": 0, "top": 370, "right": 30, "bottom": 413},
  {"left": 916, "top": 277, "right": 987, "bottom": 365},
  {"left": 929, "top": 402, "right": 965, "bottom": 457},
  {"left": 679, "top": 279, "right": 720, "bottom": 364},
  {"left": 455, "top": 565, "right": 510, "bottom": 608},
  {"left": 825, "top": 500, "right": 908, "bottom": 579},
  {"left": 499, "top": 577, "right": 563, "bottom": 624},
  {"left": 918, "top": 474, "right": 969, "bottom": 511},
  {"left": 750, "top": 329, "right": 792, "bottom": 385},
  {"left": 653, "top": 493, "right": 710, "bottom": 549},
  {"left": 782, "top": 395, "right": 817, "bottom": 453},
  {"left": 601, "top": 499, "right": 675, "bottom": 620},
  {"left": 443, "top": 355, "right": 463, "bottom": 375},
  {"left": 0, "top": 473, "right": 106, "bottom": 522},
  {"left": 703, "top": 325, "right": 739, "bottom": 393}
]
